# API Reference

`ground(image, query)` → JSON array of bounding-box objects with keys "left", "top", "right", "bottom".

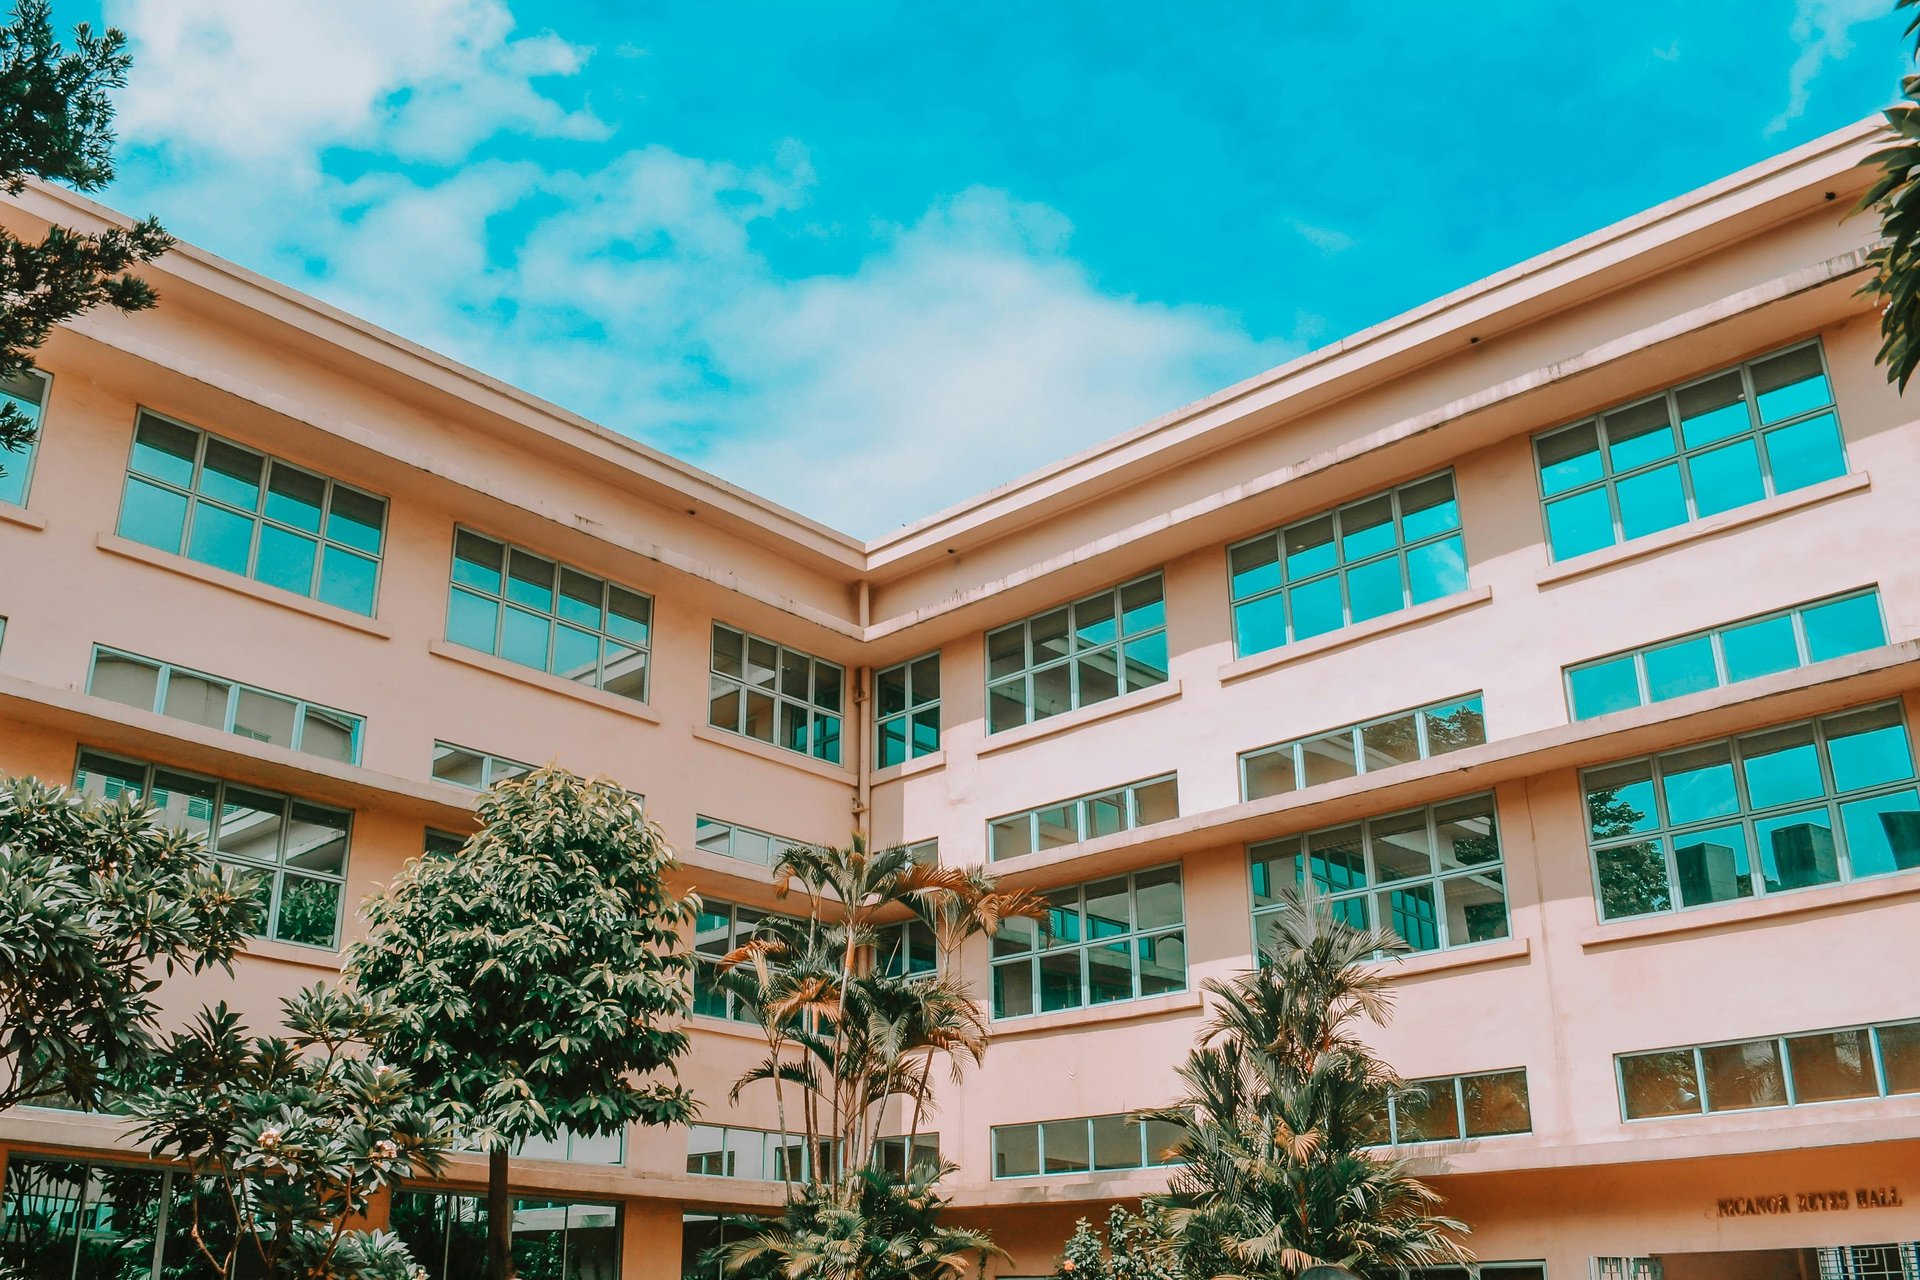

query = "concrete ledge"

[
  {"left": 0, "top": 501, "right": 45, "bottom": 531},
  {"left": 988, "top": 988, "right": 1204, "bottom": 1039},
  {"left": 97, "top": 533, "right": 394, "bottom": 640},
  {"left": 426, "top": 638, "right": 662, "bottom": 725},
  {"left": 1577, "top": 872, "right": 1920, "bottom": 950}
]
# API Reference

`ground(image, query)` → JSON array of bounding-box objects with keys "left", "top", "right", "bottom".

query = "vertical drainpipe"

[{"left": 855, "top": 580, "right": 872, "bottom": 844}]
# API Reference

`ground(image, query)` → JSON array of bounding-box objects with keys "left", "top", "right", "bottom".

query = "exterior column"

[{"left": 621, "top": 1196, "right": 683, "bottom": 1280}]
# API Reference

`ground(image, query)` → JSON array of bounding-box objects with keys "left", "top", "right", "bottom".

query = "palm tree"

[
  {"left": 1146, "top": 892, "right": 1471, "bottom": 1279},
  {"left": 726, "top": 1165, "right": 1006, "bottom": 1280}
]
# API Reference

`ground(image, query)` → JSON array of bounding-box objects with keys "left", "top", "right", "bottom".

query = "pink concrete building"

[{"left": 2, "top": 117, "right": 1918, "bottom": 1280}]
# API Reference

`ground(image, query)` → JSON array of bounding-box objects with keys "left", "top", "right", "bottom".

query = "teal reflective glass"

[
  {"left": 1802, "top": 593, "right": 1884, "bottom": 662},
  {"left": 1345, "top": 557, "right": 1403, "bottom": 622},
  {"left": 1570, "top": 656, "right": 1641, "bottom": 719},
  {"left": 325, "top": 486, "right": 386, "bottom": 554},
  {"left": 1839, "top": 790, "right": 1920, "bottom": 878},
  {"left": 118, "top": 477, "right": 189, "bottom": 552},
  {"left": 187, "top": 500, "right": 254, "bottom": 574},
  {"left": 1382, "top": 882, "right": 1439, "bottom": 950},
  {"left": 318, "top": 547, "right": 378, "bottom": 614},
  {"left": 452, "top": 530, "right": 504, "bottom": 591},
  {"left": 1399, "top": 474, "right": 1460, "bottom": 540},
  {"left": 264, "top": 461, "right": 325, "bottom": 531},
  {"left": 1720, "top": 614, "right": 1800, "bottom": 682},
  {"left": 199, "top": 438, "right": 262, "bottom": 510},
  {"left": 1233, "top": 595, "right": 1287, "bottom": 654},
  {"left": 1687, "top": 438, "right": 1765, "bottom": 517},
  {"left": 1588, "top": 763, "right": 1658, "bottom": 837},
  {"left": 1339, "top": 497, "right": 1395, "bottom": 560},
  {"left": 1659, "top": 745, "right": 1740, "bottom": 826},
  {"left": 0, "top": 376, "right": 42, "bottom": 506},
  {"left": 1123, "top": 632, "right": 1169, "bottom": 685},
  {"left": 501, "top": 606, "right": 551, "bottom": 668},
  {"left": 505, "top": 550, "right": 555, "bottom": 610},
  {"left": 1604, "top": 398, "right": 1675, "bottom": 470},
  {"left": 552, "top": 624, "right": 598, "bottom": 681},
  {"left": 1676, "top": 373, "right": 1750, "bottom": 448},
  {"left": 129, "top": 416, "right": 197, "bottom": 485},
  {"left": 1120, "top": 577, "right": 1165, "bottom": 634},
  {"left": 1597, "top": 840, "right": 1671, "bottom": 917},
  {"left": 1740, "top": 725, "right": 1824, "bottom": 809},
  {"left": 1763, "top": 414, "right": 1846, "bottom": 491},
  {"left": 1289, "top": 575, "right": 1344, "bottom": 639},
  {"left": 1229, "top": 539, "right": 1281, "bottom": 598},
  {"left": 1823, "top": 706, "right": 1913, "bottom": 792},
  {"left": 1751, "top": 345, "right": 1829, "bottom": 423},
  {"left": 1329, "top": 895, "right": 1369, "bottom": 931},
  {"left": 557, "top": 569, "right": 603, "bottom": 628},
  {"left": 255, "top": 524, "right": 317, "bottom": 595},
  {"left": 1673, "top": 823, "right": 1753, "bottom": 906},
  {"left": 446, "top": 588, "right": 498, "bottom": 650},
  {"left": 1545, "top": 487, "right": 1613, "bottom": 559},
  {"left": 607, "top": 587, "right": 650, "bottom": 645},
  {"left": 1407, "top": 535, "right": 1468, "bottom": 603},
  {"left": 1536, "top": 422, "right": 1603, "bottom": 495},
  {"left": 1284, "top": 517, "right": 1337, "bottom": 577},
  {"left": 1756, "top": 808, "right": 1839, "bottom": 891},
  {"left": 1615, "top": 463, "right": 1689, "bottom": 538},
  {"left": 1643, "top": 635, "right": 1718, "bottom": 702}
]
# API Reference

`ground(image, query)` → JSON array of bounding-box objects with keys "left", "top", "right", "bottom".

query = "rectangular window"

[
  {"left": 1534, "top": 341, "right": 1847, "bottom": 561},
  {"left": 431, "top": 742, "right": 533, "bottom": 790},
  {"left": 1227, "top": 471, "right": 1468, "bottom": 660},
  {"left": 445, "top": 528, "right": 653, "bottom": 702},
  {"left": 1400, "top": 1267, "right": 1548, "bottom": 1280},
  {"left": 874, "top": 918, "right": 938, "bottom": 979},
  {"left": 1584, "top": 702, "right": 1920, "bottom": 920},
  {"left": 1241, "top": 694, "right": 1487, "bottom": 801},
  {"left": 73, "top": 749, "right": 351, "bottom": 949},
  {"left": 87, "top": 646, "right": 365, "bottom": 765},
  {"left": 685, "top": 1125, "right": 811, "bottom": 1181},
  {"left": 990, "top": 863, "right": 1186, "bottom": 1019},
  {"left": 1815, "top": 1246, "right": 1920, "bottom": 1279},
  {"left": 873, "top": 1134, "right": 941, "bottom": 1178},
  {"left": 391, "top": 1189, "right": 620, "bottom": 1280},
  {"left": 0, "top": 370, "right": 48, "bottom": 508},
  {"left": 1565, "top": 589, "right": 1887, "bottom": 720},
  {"left": 988, "top": 774, "right": 1179, "bottom": 861},
  {"left": 708, "top": 623, "right": 844, "bottom": 764},
  {"left": 693, "top": 815, "right": 805, "bottom": 867},
  {"left": 424, "top": 828, "right": 467, "bottom": 856},
  {"left": 1618, "top": 1017, "right": 1920, "bottom": 1120},
  {"left": 117, "top": 410, "right": 387, "bottom": 615},
  {"left": 693, "top": 899, "right": 795, "bottom": 1024},
  {"left": 1249, "top": 794, "right": 1509, "bottom": 956},
  {"left": 1380, "top": 1069, "right": 1531, "bottom": 1144},
  {"left": 876, "top": 652, "right": 941, "bottom": 767},
  {"left": 986, "top": 572, "right": 1169, "bottom": 734},
  {"left": 990, "top": 1111, "right": 1185, "bottom": 1177}
]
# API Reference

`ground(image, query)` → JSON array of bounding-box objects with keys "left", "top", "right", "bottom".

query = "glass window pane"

[
  {"left": 1570, "top": 656, "right": 1642, "bottom": 719},
  {"left": 908, "top": 654, "right": 938, "bottom": 704},
  {"left": 1755, "top": 808, "right": 1839, "bottom": 892},
  {"left": 1380, "top": 881, "right": 1439, "bottom": 951},
  {"left": 1308, "top": 825, "right": 1366, "bottom": 893},
  {"left": 1672, "top": 822, "right": 1753, "bottom": 908},
  {"left": 1361, "top": 713, "right": 1421, "bottom": 770},
  {"left": 147, "top": 768, "right": 216, "bottom": 841},
  {"left": 1688, "top": 438, "right": 1765, "bottom": 518},
  {"left": 1463, "top": 1070, "right": 1531, "bottom": 1137},
  {"left": 1339, "top": 495, "right": 1395, "bottom": 561},
  {"left": 130, "top": 415, "right": 199, "bottom": 485},
  {"left": 200, "top": 438, "right": 263, "bottom": 510},
  {"left": 1345, "top": 555, "right": 1404, "bottom": 623},
  {"left": 1660, "top": 741, "right": 1739, "bottom": 826},
  {"left": 163, "top": 670, "right": 231, "bottom": 730},
  {"left": 1034, "top": 803, "right": 1078, "bottom": 850},
  {"left": 1283, "top": 515, "right": 1336, "bottom": 579},
  {"left": 1399, "top": 473, "right": 1460, "bottom": 541},
  {"left": 325, "top": 485, "right": 386, "bottom": 554},
  {"left": 1587, "top": 761, "right": 1659, "bottom": 838},
  {"left": 1289, "top": 574, "right": 1344, "bottom": 641},
  {"left": 233, "top": 688, "right": 298, "bottom": 749},
  {"left": 1370, "top": 809, "right": 1433, "bottom": 881},
  {"left": 1234, "top": 594, "right": 1288, "bottom": 657},
  {"left": 1604, "top": 396, "right": 1676, "bottom": 470},
  {"left": 447, "top": 588, "right": 499, "bottom": 653},
  {"left": 1134, "top": 865, "right": 1182, "bottom": 930},
  {"left": 1077, "top": 651, "right": 1119, "bottom": 706},
  {"left": 1243, "top": 747, "right": 1297, "bottom": 801},
  {"left": 1620, "top": 1050, "right": 1701, "bottom": 1118},
  {"left": 994, "top": 1125, "right": 1040, "bottom": 1177},
  {"left": 500, "top": 606, "right": 551, "bottom": 670},
  {"left": 1801, "top": 593, "right": 1884, "bottom": 663},
  {"left": 603, "top": 644, "right": 647, "bottom": 701},
  {"left": 1434, "top": 794, "right": 1500, "bottom": 869},
  {"left": 91, "top": 652, "right": 161, "bottom": 710},
  {"left": 1596, "top": 840, "right": 1670, "bottom": 918},
  {"left": 1395, "top": 1079, "right": 1461, "bottom": 1142},
  {"left": 1720, "top": 614, "right": 1800, "bottom": 683},
  {"left": 1700, "top": 1039, "right": 1786, "bottom": 1112},
  {"left": 1229, "top": 537, "right": 1281, "bottom": 600},
  {"left": 1091, "top": 1115, "right": 1140, "bottom": 1170},
  {"left": 217, "top": 787, "right": 286, "bottom": 865},
  {"left": 1750, "top": 345, "right": 1829, "bottom": 422},
  {"left": 1031, "top": 663, "right": 1072, "bottom": 721},
  {"left": 1301, "top": 730, "right": 1358, "bottom": 786},
  {"left": 1120, "top": 576, "right": 1165, "bottom": 635},
  {"left": 878, "top": 718, "right": 908, "bottom": 769},
  {"left": 1084, "top": 791, "right": 1126, "bottom": 840},
  {"left": 1787, "top": 1029, "right": 1877, "bottom": 1103},
  {"left": 988, "top": 678, "right": 1027, "bottom": 734},
  {"left": 1087, "top": 941, "right": 1133, "bottom": 1004},
  {"left": 986, "top": 625, "right": 1026, "bottom": 680},
  {"left": 1138, "top": 930, "right": 1185, "bottom": 995},
  {"left": 877, "top": 665, "right": 909, "bottom": 717},
  {"left": 505, "top": 549, "right": 555, "bottom": 611},
  {"left": 1881, "top": 1023, "right": 1920, "bottom": 1094},
  {"left": 1084, "top": 878, "right": 1130, "bottom": 937},
  {"left": 1824, "top": 704, "right": 1913, "bottom": 792},
  {"left": 285, "top": 803, "right": 348, "bottom": 874},
  {"left": 432, "top": 745, "right": 487, "bottom": 788},
  {"left": 256, "top": 524, "right": 318, "bottom": 596},
  {"left": 1615, "top": 463, "right": 1689, "bottom": 539},
  {"left": 1739, "top": 722, "right": 1824, "bottom": 809},
  {"left": 1424, "top": 698, "right": 1486, "bottom": 752},
  {"left": 557, "top": 568, "right": 604, "bottom": 628},
  {"left": 1030, "top": 608, "right": 1070, "bottom": 664},
  {"left": 1443, "top": 871, "right": 1508, "bottom": 944},
  {"left": 1763, "top": 413, "right": 1847, "bottom": 492},
  {"left": 552, "top": 625, "right": 599, "bottom": 684},
  {"left": 1406, "top": 535, "right": 1468, "bottom": 604},
  {"left": 265, "top": 460, "right": 325, "bottom": 531},
  {"left": 187, "top": 500, "right": 255, "bottom": 575},
  {"left": 607, "top": 586, "right": 651, "bottom": 647},
  {"left": 1122, "top": 632, "right": 1169, "bottom": 689},
  {"left": 1643, "top": 635, "right": 1718, "bottom": 702},
  {"left": 911, "top": 707, "right": 939, "bottom": 756},
  {"left": 318, "top": 547, "right": 378, "bottom": 615},
  {"left": 300, "top": 709, "right": 359, "bottom": 763},
  {"left": 989, "top": 817, "right": 1032, "bottom": 862},
  {"left": 1676, "top": 371, "right": 1749, "bottom": 448},
  {"left": 1072, "top": 590, "right": 1117, "bottom": 649},
  {"left": 453, "top": 530, "right": 504, "bottom": 592},
  {"left": 1536, "top": 421, "right": 1603, "bottom": 496},
  {"left": 1041, "top": 1120, "right": 1090, "bottom": 1173},
  {"left": 1839, "top": 789, "right": 1920, "bottom": 879},
  {"left": 1545, "top": 487, "right": 1614, "bottom": 560},
  {"left": 119, "top": 476, "right": 191, "bottom": 552},
  {"left": 1249, "top": 839, "right": 1303, "bottom": 907},
  {"left": 1038, "top": 950, "right": 1083, "bottom": 1012}
]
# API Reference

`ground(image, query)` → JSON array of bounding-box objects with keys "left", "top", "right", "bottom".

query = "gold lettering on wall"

[{"left": 1717, "top": 1188, "right": 1902, "bottom": 1218}]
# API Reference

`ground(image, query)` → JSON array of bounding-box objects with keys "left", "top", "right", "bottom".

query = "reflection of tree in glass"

[
  {"left": 1589, "top": 787, "right": 1670, "bottom": 918},
  {"left": 1426, "top": 706, "right": 1486, "bottom": 754}
]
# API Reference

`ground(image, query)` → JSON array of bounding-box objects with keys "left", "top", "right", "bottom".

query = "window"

[
  {"left": 693, "top": 899, "right": 791, "bottom": 1023},
  {"left": 514, "top": 1128, "right": 624, "bottom": 1165},
  {"left": 990, "top": 1112, "right": 1185, "bottom": 1177},
  {"left": 986, "top": 572, "right": 1168, "bottom": 733},
  {"left": 1380, "top": 1069, "right": 1531, "bottom": 1144},
  {"left": 1228, "top": 472, "right": 1467, "bottom": 659},
  {"left": 1817, "top": 1245, "right": 1920, "bottom": 1279},
  {"left": 0, "top": 370, "right": 48, "bottom": 507},
  {"left": 988, "top": 774, "right": 1178, "bottom": 861},
  {"left": 685, "top": 1125, "right": 811, "bottom": 1180},
  {"left": 446, "top": 528, "right": 653, "bottom": 702},
  {"left": 1250, "top": 794, "right": 1509, "bottom": 956},
  {"left": 117, "top": 411, "right": 386, "bottom": 615},
  {"left": 1618, "top": 1017, "right": 1920, "bottom": 1120},
  {"left": 876, "top": 652, "right": 941, "bottom": 766},
  {"left": 0, "top": 1156, "right": 185, "bottom": 1280},
  {"left": 391, "top": 1189, "right": 619, "bottom": 1280},
  {"left": 874, "top": 918, "right": 937, "bottom": 978},
  {"left": 1584, "top": 702, "right": 1920, "bottom": 920},
  {"left": 1403, "top": 1265, "right": 1547, "bottom": 1280},
  {"left": 1241, "top": 694, "right": 1487, "bottom": 801},
  {"left": 991, "top": 864, "right": 1185, "bottom": 1019},
  {"left": 1593, "top": 1262, "right": 1659, "bottom": 1280},
  {"left": 88, "top": 646, "right": 364, "bottom": 764},
  {"left": 873, "top": 1134, "right": 940, "bottom": 1178},
  {"left": 708, "top": 623, "right": 844, "bottom": 764},
  {"left": 424, "top": 828, "right": 466, "bottom": 856},
  {"left": 431, "top": 742, "right": 532, "bottom": 790},
  {"left": 1534, "top": 341, "right": 1847, "bottom": 561},
  {"left": 74, "top": 749, "right": 350, "bottom": 949},
  {"left": 1566, "top": 589, "right": 1887, "bottom": 720},
  {"left": 693, "top": 816, "right": 806, "bottom": 866}
]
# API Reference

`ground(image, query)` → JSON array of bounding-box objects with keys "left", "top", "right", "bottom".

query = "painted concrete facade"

[{"left": 2, "top": 117, "right": 1918, "bottom": 1278}]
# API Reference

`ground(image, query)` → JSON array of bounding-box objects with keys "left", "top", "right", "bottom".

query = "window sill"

[
  {"left": 0, "top": 501, "right": 45, "bottom": 531},
  {"left": 97, "top": 534, "right": 393, "bottom": 640},
  {"left": 989, "top": 989, "right": 1202, "bottom": 1039},
  {"left": 1577, "top": 869, "right": 1920, "bottom": 951},
  {"left": 1534, "top": 471, "right": 1871, "bottom": 589},
  {"left": 242, "top": 936, "right": 346, "bottom": 971},
  {"left": 1218, "top": 587, "right": 1493, "bottom": 686},
  {"left": 687, "top": 1013, "right": 775, "bottom": 1042},
  {"left": 426, "top": 638, "right": 662, "bottom": 724},
  {"left": 1386, "top": 935, "right": 1529, "bottom": 980},
  {"left": 690, "top": 721, "right": 856, "bottom": 783},
  {"left": 871, "top": 749, "right": 947, "bottom": 785},
  {"left": 978, "top": 680, "right": 1184, "bottom": 758}
]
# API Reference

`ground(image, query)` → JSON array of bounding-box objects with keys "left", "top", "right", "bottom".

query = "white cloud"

[
  {"left": 1768, "top": 0, "right": 1893, "bottom": 134},
  {"left": 102, "top": 2, "right": 1282, "bottom": 536},
  {"left": 1287, "top": 217, "right": 1355, "bottom": 254}
]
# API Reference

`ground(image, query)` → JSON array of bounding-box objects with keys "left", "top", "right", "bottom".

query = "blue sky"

[{"left": 64, "top": 0, "right": 1910, "bottom": 536}]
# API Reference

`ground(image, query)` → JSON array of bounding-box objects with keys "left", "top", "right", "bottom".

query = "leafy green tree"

[
  {"left": 1146, "top": 894, "right": 1470, "bottom": 1279},
  {"left": 0, "top": 773, "right": 255, "bottom": 1114},
  {"left": 346, "top": 767, "right": 698, "bottom": 1280},
  {"left": 127, "top": 985, "right": 451, "bottom": 1280},
  {"left": 1052, "top": 1205, "right": 1180, "bottom": 1280},
  {"left": 0, "top": 0, "right": 172, "bottom": 463}
]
